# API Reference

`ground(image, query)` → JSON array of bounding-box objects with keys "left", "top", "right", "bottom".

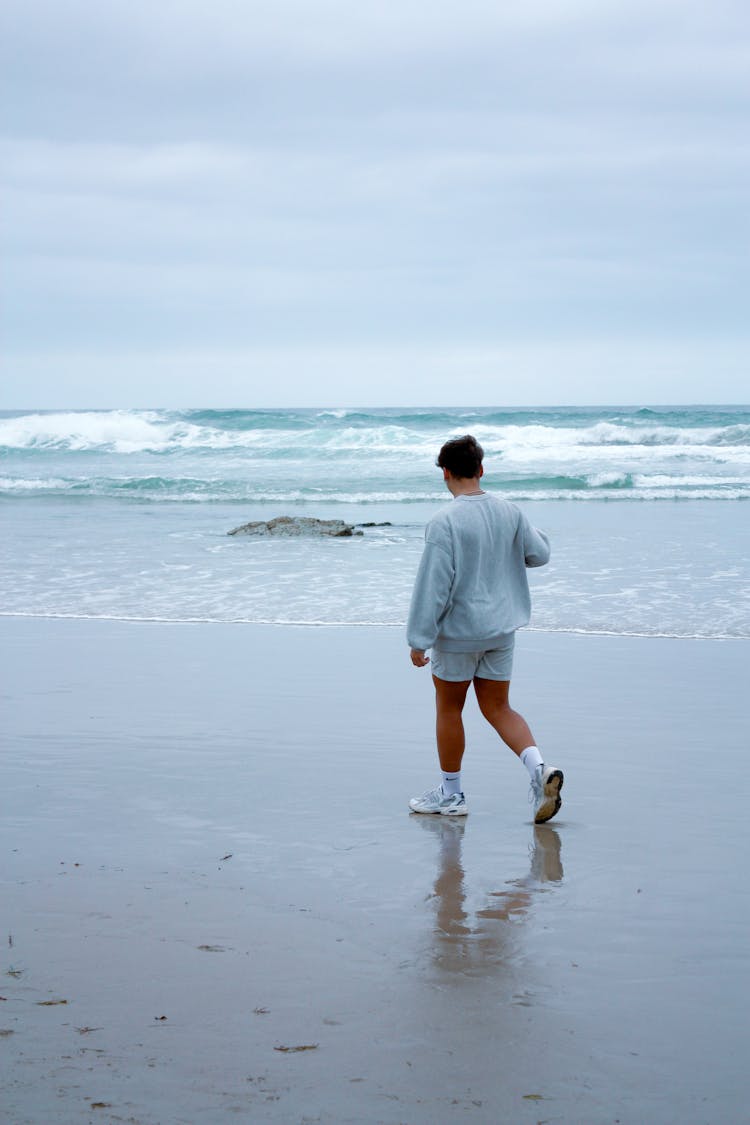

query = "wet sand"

[{"left": 1, "top": 618, "right": 747, "bottom": 1124}]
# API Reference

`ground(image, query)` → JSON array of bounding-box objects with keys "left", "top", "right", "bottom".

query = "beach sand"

[{"left": 1, "top": 618, "right": 747, "bottom": 1124}]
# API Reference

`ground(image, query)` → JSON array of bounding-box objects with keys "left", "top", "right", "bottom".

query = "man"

[{"left": 407, "top": 434, "right": 563, "bottom": 823}]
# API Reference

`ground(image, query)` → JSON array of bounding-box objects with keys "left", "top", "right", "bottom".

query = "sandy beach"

[{"left": 1, "top": 617, "right": 747, "bottom": 1124}]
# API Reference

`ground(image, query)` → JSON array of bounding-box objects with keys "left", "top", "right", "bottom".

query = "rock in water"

[{"left": 228, "top": 516, "right": 362, "bottom": 538}]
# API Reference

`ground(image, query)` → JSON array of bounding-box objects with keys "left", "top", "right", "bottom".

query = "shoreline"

[
  {"left": 2, "top": 618, "right": 747, "bottom": 1123},
  {"left": 1, "top": 610, "right": 746, "bottom": 642}
]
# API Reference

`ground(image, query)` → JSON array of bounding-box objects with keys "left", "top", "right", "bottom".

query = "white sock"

[
  {"left": 441, "top": 770, "right": 462, "bottom": 797},
  {"left": 520, "top": 746, "right": 544, "bottom": 781}
]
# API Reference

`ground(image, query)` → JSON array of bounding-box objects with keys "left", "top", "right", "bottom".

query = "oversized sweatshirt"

[{"left": 406, "top": 492, "right": 550, "bottom": 653}]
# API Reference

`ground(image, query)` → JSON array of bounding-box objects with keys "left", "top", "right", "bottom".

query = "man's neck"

[{"left": 447, "top": 476, "right": 484, "bottom": 498}]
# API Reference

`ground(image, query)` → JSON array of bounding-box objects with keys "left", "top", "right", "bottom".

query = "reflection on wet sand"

[{"left": 413, "top": 817, "right": 563, "bottom": 975}]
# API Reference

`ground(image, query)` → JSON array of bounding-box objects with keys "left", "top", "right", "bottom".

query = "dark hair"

[{"left": 436, "top": 434, "right": 484, "bottom": 479}]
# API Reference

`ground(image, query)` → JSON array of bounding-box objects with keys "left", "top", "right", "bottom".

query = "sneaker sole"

[
  {"left": 409, "top": 803, "right": 469, "bottom": 816},
  {"left": 534, "top": 769, "right": 564, "bottom": 824}
]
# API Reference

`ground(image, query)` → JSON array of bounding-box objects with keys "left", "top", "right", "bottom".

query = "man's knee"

[
  {"left": 474, "top": 678, "right": 510, "bottom": 715},
  {"left": 478, "top": 698, "right": 509, "bottom": 721},
  {"left": 436, "top": 695, "right": 469, "bottom": 716}
]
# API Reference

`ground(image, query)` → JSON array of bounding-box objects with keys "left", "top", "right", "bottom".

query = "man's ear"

[
  {"left": 478, "top": 465, "right": 484, "bottom": 479},
  {"left": 443, "top": 468, "right": 451, "bottom": 481}
]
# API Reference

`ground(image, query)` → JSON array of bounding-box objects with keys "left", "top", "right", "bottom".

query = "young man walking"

[{"left": 407, "top": 434, "right": 563, "bottom": 823}]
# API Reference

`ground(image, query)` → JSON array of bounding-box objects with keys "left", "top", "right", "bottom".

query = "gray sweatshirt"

[{"left": 406, "top": 493, "right": 550, "bottom": 653}]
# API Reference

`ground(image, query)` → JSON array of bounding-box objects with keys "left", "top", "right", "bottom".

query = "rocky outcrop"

[{"left": 228, "top": 516, "right": 362, "bottom": 537}]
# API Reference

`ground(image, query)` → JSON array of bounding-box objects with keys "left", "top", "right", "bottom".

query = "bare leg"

[
  {"left": 473, "top": 677, "right": 534, "bottom": 756},
  {"left": 433, "top": 676, "right": 472, "bottom": 772}
]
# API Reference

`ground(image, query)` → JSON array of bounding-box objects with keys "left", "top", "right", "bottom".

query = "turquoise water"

[
  {"left": 3, "top": 405, "right": 750, "bottom": 501},
  {"left": 2, "top": 406, "right": 749, "bottom": 636}
]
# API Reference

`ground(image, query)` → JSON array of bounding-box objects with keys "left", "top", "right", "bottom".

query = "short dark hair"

[{"left": 436, "top": 434, "right": 484, "bottom": 479}]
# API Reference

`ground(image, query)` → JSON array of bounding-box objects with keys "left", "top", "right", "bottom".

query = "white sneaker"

[
  {"left": 530, "top": 766, "right": 564, "bottom": 824},
  {"left": 409, "top": 786, "right": 468, "bottom": 816}
]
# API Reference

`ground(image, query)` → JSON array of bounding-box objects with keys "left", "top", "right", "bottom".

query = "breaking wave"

[{"left": 2, "top": 405, "right": 749, "bottom": 501}]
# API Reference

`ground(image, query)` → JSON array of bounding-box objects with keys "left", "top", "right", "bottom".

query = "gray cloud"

[{"left": 2, "top": 0, "right": 749, "bottom": 405}]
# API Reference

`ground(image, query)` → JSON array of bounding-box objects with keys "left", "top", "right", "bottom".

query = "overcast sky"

[{"left": 2, "top": 0, "right": 749, "bottom": 408}]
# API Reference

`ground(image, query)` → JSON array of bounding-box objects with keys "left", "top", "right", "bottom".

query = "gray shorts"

[{"left": 431, "top": 634, "right": 515, "bottom": 683}]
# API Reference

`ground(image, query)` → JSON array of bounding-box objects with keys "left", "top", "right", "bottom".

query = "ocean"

[{"left": 1, "top": 405, "right": 748, "bottom": 638}]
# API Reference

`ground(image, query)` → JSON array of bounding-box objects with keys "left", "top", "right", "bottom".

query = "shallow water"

[
  {"left": 2, "top": 406, "right": 749, "bottom": 637},
  {"left": 2, "top": 496, "right": 748, "bottom": 638}
]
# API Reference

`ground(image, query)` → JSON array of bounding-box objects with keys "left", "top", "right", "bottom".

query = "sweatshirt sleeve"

[
  {"left": 520, "top": 513, "right": 551, "bottom": 568},
  {"left": 406, "top": 529, "right": 455, "bottom": 651}
]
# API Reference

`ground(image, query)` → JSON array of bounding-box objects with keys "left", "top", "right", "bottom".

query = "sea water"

[{"left": 1, "top": 406, "right": 749, "bottom": 638}]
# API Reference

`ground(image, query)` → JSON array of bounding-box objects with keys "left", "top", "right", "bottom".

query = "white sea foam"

[
  {"left": 632, "top": 473, "right": 750, "bottom": 488},
  {"left": 2, "top": 409, "right": 748, "bottom": 461},
  {"left": 2, "top": 475, "right": 748, "bottom": 502},
  {"left": 584, "top": 471, "right": 632, "bottom": 488},
  {"left": 0, "top": 610, "right": 745, "bottom": 641},
  {"left": 0, "top": 410, "right": 287, "bottom": 454},
  {"left": 0, "top": 410, "right": 200, "bottom": 453},
  {"left": 0, "top": 476, "right": 72, "bottom": 491}
]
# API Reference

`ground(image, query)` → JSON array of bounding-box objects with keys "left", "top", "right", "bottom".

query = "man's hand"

[{"left": 410, "top": 648, "right": 430, "bottom": 668}]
